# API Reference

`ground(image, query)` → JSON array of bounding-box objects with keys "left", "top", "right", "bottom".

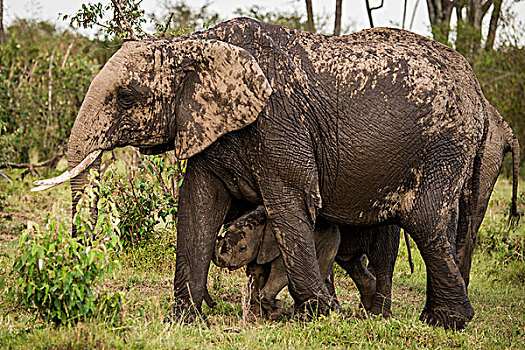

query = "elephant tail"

[
  {"left": 204, "top": 287, "right": 217, "bottom": 308},
  {"left": 404, "top": 230, "right": 414, "bottom": 274},
  {"left": 502, "top": 116, "right": 521, "bottom": 227}
]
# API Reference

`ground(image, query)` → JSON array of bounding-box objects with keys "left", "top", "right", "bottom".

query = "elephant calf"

[
  {"left": 212, "top": 205, "right": 401, "bottom": 319},
  {"left": 213, "top": 206, "right": 341, "bottom": 320}
]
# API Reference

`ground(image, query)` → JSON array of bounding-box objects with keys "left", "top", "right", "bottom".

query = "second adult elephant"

[
  {"left": 35, "top": 18, "right": 515, "bottom": 329},
  {"left": 455, "top": 104, "right": 520, "bottom": 289}
]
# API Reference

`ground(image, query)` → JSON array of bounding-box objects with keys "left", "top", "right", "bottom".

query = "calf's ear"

[{"left": 256, "top": 224, "right": 281, "bottom": 265}]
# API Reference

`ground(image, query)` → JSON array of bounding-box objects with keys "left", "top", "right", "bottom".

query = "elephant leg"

[
  {"left": 262, "top": 193, "right": 335, "bottom": 316},
  {"left": 336, "top": 254, "right": 377, "bottom": 311},
  {"left": 314, "top": 221, "right": 341, "bottom": 309},
  {"left": 259, "top": 258, "right": 289, "bottom": 321},
  {"left": 324, "top": 266, "right": 337, "bottom": 298},
  {"left": 404, "top": 192, "right": 474, "bottom": 330},
  {"left": 455, "top": 191, "right": 477, "bottom": 290},
  {"left": 169, "top": 160, "right": 232, "bottom": 323},
  {"left": 246, "top": 262, "right": 269, "bottom": 321},
  {"left": 368, "top": 226, "right": 401, "bottom": 317}
]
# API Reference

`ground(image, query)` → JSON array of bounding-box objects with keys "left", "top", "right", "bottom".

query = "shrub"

[
  {"left": 7, "top": 182, "right": 124, "bottom": 325},
  {"left": 98, "top": 153, "right": 182, "bottom": 248}
]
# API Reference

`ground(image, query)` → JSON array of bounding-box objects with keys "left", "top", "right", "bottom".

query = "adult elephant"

[
  {"left": 34, "top": 18, "right": 512, "bottom": 329},
  {"left": 455, "top": 104, "right": 520, "bottom": 289}
]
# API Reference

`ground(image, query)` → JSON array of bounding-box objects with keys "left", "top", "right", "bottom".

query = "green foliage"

[
  {"left": 98, "top": 154, "right": 183, "bottom": 248},
  {"left": 473, "top": 45, "right": 525, "bottom": 177},
  {"left": 478, "top": 190, "right": 525, "bottom": 263},
  {"left": 0, "top": 19, "right": 111, "bottom": 165},
  {"left": 5, "top": 184, "right": 124, "bottom": 326},
  {"left": 151, "top": 0, "right": 222, "bottom": 35},
  {"left": 66, "top": 0, "right": 148, "bottom": 39},
  {"left": 234, "top": 5, "right": 334, "bottom": 34}
]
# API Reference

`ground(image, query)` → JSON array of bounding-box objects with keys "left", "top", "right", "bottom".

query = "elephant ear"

[
  {"left": 173, "top": 39, "right": 272, "bottom": 159},
  {"left": 256, "top": 223, "right": 281, "bottom": 265}
]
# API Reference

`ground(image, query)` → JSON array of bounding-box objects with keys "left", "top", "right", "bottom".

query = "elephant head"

[
  {"left": 213, "top": 205, "right": 280, "bottom": 269},
  {"left": 33, "top": 38, "right": 272, "bottom": 232}
]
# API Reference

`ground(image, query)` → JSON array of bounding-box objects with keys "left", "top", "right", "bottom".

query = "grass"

[{"left": 0, "top": 164, "right": 524, "bottom": 349}]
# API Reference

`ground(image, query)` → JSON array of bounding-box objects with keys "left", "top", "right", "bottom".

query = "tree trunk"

[
  {"left": 485, "top": 0, "right": 502, "bottom": 51},
  {"left": 425, "top": 0, "right": 454, "bottom": 43},
  {"left": 334, "top": 0, "right": 342, "bottom": 36},
  {"left": 455, "top": 0, "right": 487, "bottom": 59},
  {"left": 402, "top": 0, "right": 408, "bottom": 28},
  {"left": 0, "top": 0, "right": 6, "bottom": 44},
  {"left": 305, "top": 0, "right": 315, "bottom": 32},
  {"left": 365, "top": 0, "right": 375, "bottom": 28}
]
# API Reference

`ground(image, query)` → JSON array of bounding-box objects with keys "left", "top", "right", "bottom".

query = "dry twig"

[{"left": 0, "top": 153, "right": 64, "bottom": 170}]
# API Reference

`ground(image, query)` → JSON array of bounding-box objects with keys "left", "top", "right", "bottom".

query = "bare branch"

[
  {"left": 61, "top": 40, "right": 76, "bottom": 69},
  {"left": 0, "top": 153, "right": 64, "bottom": 170},
  {"left": 111, "top": 0, "right": 138, "bottom": 40},
  {"left": 28, "top": 59, "right": 38, "bottom": 84},
  {"left": 409, "top": 0, "right": 421, "bottom": 30},
  {"left": 145, "top": 157, "right": 171, "bottom": 197},
  {"left": 482, "top": 0, "right": 493, "bottom": 17},
  {"left": 160, "top": 13, "right": 174, "bottom": 37},
  {"left": 365, "top": 0, "right": 375, "bottom": 28},
  {"left": 370, "top": 0, "right": 384, "bottom": 11},
  {"left": 44, "top": 48, "right": 56, "bottom": 148}
]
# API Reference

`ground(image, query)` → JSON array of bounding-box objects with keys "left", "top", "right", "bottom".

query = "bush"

[
  {"left": 98, "top": 153, "right": 182, "bottom": 248},
  {"left": 473, "top": 45, "right": 525, "bottom": 177},
  {"left": 6, "top": 182, "right": 124, "bottom": 326},
  {"left": 0, "top": 19, "right": 115, "bottom": 165}
]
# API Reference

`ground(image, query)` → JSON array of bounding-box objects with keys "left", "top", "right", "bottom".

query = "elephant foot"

[
  {"left": 359, "top": 292, "right": 376, "bottom": 311},
  {"left": 164, "top": 300, "right": 206, "bottom": 325},
  {"left": 369, "top": 306, "right": 392, "bottom": 318},
  {"left": 369, "top": 295, "right": 392, "bottom": 318},
  {"left": 245, "top": 303, "right": 264, "bottom": 323},
  {"left": 266, "top": 299, "right": 288, "bottom": 321},
  {"left": 420, "top": 304, "right": 474, "bottom": 330},
  {"left": 293, "top": 296, "right": 339, "bottom": 320}
]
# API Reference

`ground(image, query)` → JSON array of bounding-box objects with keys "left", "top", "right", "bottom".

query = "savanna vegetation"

[{"left": 0, "top": 0, "right": 524, "bottom": 348}]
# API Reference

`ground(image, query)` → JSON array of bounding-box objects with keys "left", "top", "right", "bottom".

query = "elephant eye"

[
  {"left": 117, "top": 87, "right": 138, "bottom": 110},
  {"left": 239, "top": 246, "right": 247, "bottom": 253}
]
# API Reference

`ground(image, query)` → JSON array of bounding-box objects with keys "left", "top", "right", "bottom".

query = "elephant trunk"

[
  {"left": 506, "top": 126, "right": 521, "bottom": 225},
  {"left": 68, "top": 157, "right": 101, "bottom": 237},
  {"left": 67, "top": 98, "right": 105, "bottom": 237}
]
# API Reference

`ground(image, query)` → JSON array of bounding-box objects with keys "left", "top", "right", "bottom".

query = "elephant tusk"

[
  {"left": 31, "top": 150, "right": 102, "bottom": 190},
  {"left": 31, "top": 182, "right": 62, "bottom": 192}
]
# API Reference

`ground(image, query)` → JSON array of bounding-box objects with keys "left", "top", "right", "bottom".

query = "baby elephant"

[
  {"left": 213, "top": 206, "right": 340, "bottom": 320},
  {"left": 212, "top": 205, "right": 402, "bottom": 320}
]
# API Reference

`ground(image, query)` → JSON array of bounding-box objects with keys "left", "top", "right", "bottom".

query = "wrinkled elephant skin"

[{"left": 62, "top": 18, "right": 521, "bottom": 330}]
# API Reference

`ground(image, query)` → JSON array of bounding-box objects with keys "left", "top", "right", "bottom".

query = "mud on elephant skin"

[
  {"left": 34, "top": 17, "right": 521, "bottom": 329},
  {"left": 455, "top": 104, "right": 520, "bottom": 290},
  {"left": 213, "top": 206, "right": 341, "bottom": 321},
  {"left": 213, "top": 205, "right": 402, "bottom": 318}
]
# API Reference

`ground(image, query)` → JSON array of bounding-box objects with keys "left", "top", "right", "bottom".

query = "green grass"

[{"left": 0, "top": 166, "right": 524, "bottom": 349}]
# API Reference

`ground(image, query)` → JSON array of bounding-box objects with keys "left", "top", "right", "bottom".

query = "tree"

[
  {"left": 365, "top": 0, "right": 384, "bottom": 28},
  {"left": 425, "top": 0, "right": 506, "bottom": 59},
  {"left": 334, "top": 0, "right": 342, "bottom": 35},
  {"left": 305, "top": 0, "right": 315, "bottom": 32},
  {"left": 426, "top": 0, "right": 454, "bottom": 43},
  {"left": 0, "top": 0, "right": 6, "bottom": 44}
]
